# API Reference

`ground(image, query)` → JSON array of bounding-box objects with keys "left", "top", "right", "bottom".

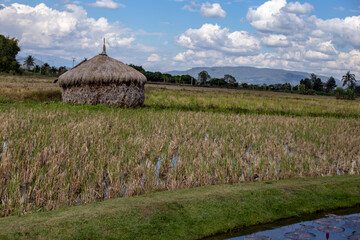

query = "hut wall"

[{"left": 62, "top": 83, "right": 145, "bottom": 107}]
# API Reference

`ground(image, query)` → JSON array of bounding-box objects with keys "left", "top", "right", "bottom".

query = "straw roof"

[{"left": 58, "top": 46, "right": 146, "bottom": 88}]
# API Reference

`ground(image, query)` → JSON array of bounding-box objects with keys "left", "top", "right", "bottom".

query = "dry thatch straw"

[{"left": 58, "top": 39, "right": 147, "bottom": 107}]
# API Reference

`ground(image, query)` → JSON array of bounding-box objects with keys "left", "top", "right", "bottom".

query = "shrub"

[
  {"left": 335, "top": 87, "right": 344, "bottom": 99},
  {"left": 298, "top": 84, "right": 306, "bottom": 94},
  {"left": 307, "top": 89, "right": 316, "bottom": 95},
  {"left": 345, "top": 88, "right": 355, "bottom": 100}
]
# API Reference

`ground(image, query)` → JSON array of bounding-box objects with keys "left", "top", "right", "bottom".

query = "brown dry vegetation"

[
  {"left": 0, "top": 75, "right": 359, "bottom": 217},
  {"left": 1, "top": 105, "right": 360, "bottom": 217}
]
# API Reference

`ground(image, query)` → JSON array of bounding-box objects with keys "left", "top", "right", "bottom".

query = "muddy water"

[{"left": 206, "top": 207, "right": 360, "bottom": 240}]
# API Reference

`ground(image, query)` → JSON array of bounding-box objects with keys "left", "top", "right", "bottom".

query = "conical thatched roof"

[{"left": 58, "top": 47, "right": 146, "bottom": 88}]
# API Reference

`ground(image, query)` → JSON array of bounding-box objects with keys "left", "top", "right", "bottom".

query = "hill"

[{"left": 168, "top": 66, "right": 334, "bottom": 86}]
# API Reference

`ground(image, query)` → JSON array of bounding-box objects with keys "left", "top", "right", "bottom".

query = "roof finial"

[{"left": 101, "top": 38, "right": 107, "bottom": 55}]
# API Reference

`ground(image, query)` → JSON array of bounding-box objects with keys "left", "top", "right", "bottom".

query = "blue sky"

[{"left": 0, "top": 0, "right": 359, "bottom": 78}]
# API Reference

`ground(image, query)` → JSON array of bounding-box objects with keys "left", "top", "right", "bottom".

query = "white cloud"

[
  {"left": 316, "top": 16, "right": 360, "bottom": 49},
  {"left": 0, "top": 3, "right": 154, "bottom": 65},
  {"left": 247, "top": 0, "right": 314, "bottom": 33},
  {"left": 147, "top": 53, "right": 161, "bottom": 62},
  {"left": 200, "top": 3, "right": 226, "bottom": 18},
  {"left": 304, "top": 50, "right": 332, "bottom": 61},
  {"left": 176, "top": 24, "right": 260, "bottom": 55},
  {"left": 182, "top": 1, "right": 199, "bottom": 12},
  {"left": 283, "top": 1, "right": 313, "bottom": 14},
  {"left": 247, "top": 0, "right": 360, "bottom": 51},
  {"left": 88, "top": 0, "right": 125, "bottom": 9},
  {"left": 173, "top": 1, "right": 360, "bottom": 78},
  {"left": 262, "top": 34, "right": 290, "bottom": 47}
]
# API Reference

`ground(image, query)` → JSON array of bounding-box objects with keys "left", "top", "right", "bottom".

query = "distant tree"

[
  {"left": 325, "top": 77, "right": 337, "bottom": 92},
  {"left": 354, "top": 85, "right": 360, "bottom": 97},
  {"left": 299, "top": 84, "right": 306, "bottom": 94},
  {"left": 50, "top": 66, "right": 57, "bottom": 76},
  {"left": 312, "top": 77, "right": 324, "bottom": 92},
  {"left": 342, "top": 71, "right": 356, "bottom": 90},
  {"left": 208, "top": 77, "right": 227, "bottom": 86},
  {"left": 129, "top": 64, "right": 146, "bottom": 74},
  {"left": 180, "top": 74, "right": 195, "bottom": 85},
  {"left": 224, "top": 74, "right": 236, "bottom": 85},
  {"left": 310, "top": 73, "right": 317, "bottom": 84},
  {"left": 144, "top": 71, "right": 163, "bottom": 82},
  {"left": 0, "top": 35, "right": 21, "bottom": 73},
  {"left": 153, "top": 72, "right": 163, "bottom": 82},
  {"left": 300, "top": 78, "right": 312, "bottom": 89},
  {"left": 41, "top": 63, "right": 50, "bottom": 75},
  {"left": 34, "top": 65, "right": 41, "bottom": 73},
  {"left": 24, "top": 55, "right": 35, "bottom": 71},
  {"left": 273, "top": 84, "right": 283, "bottom": 90},
  {"left": 308, "top": 73, "right": 324, "bottom": 91},
  {"left": 58, "top": 66, "right": 67, "bottom": 75},
  {"left": 335, "top": 87, "right": 344, "bottom": 99},
  {"left": 282, "top": 83, "right": 291, "bottom": 91},
  {"left": 162, "top": 73, "right": 172, "bottom": 83},
  {"left": 198, "top": 71, "right": 210, "bottom": 85},
  {"left": 240, "top": 83, "right": 249, "bottom": 89},
  {"left": 345, "top": 88, "right": 355, "bottom": 100}
]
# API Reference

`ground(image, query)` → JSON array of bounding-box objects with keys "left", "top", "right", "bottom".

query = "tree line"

[
  {"left": 0, "top": 35, "right": 67, "bottom": 77},
  {"left": 129, "top": 65, "right": 198, "bottom": 85},
  {"left": 298, "top": 72, "right": 358, "bottom": 99},
  {"left": 22, "top": 55, "right": 68, "bottom": 77},
  {"left": 1, "top": 35, "right": 358, "bottom": 99}
]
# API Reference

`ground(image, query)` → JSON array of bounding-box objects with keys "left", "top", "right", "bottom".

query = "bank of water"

[{"left": 206, "top": 207, "right": 360, "bottom": 240}]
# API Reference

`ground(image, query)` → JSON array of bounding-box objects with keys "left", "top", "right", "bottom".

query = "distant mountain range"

[{"left": 168, "top": 66, "right": 338, "bottom": 86}]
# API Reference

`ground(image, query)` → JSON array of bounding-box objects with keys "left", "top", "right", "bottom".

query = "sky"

[{"left": 0, "top": 0, "right": 359, "bottom": 79}]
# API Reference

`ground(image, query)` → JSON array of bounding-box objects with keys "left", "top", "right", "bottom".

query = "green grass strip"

[{"left": 0, "top": 175, "right": 359, "bottom": 240}]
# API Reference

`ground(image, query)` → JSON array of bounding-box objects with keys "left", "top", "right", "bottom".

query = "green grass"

[
  {"left": 0, "top": 175, "right": 359, "bottom": 240},
  {"left": 145, "top": 87, "right": 360, "bottom": 119}
]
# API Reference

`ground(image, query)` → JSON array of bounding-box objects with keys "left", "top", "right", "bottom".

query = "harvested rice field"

[{"left": 0, "top": 75, "right": 359, "bottom": 217}]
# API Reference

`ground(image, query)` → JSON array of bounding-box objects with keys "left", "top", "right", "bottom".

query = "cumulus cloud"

[
  {"left": 283, "top": 1, "right": 313, "bottom": 14},
  {"left": 247, "top": 0, "right": 314, "bottom": 33},
  {"left": 0, "top": 3, "right": 154, "bottom": 62},
  {"left": 147, "top": 53, "right": 161, "bottom": 62},
  {"left": 200, "top": 3, "right": 226, "bottom": 18},
  {"left": 239, "top": 0, "right": 360, "bottom": 78},
  {"left": 247, "top": 0, "right": 360, "bottom": 51},
  {"left": 176, "top": 24, "right": 260, "bottom": 55},
  {"left": 88, "top": 0, "right": 125, "bottom": 9},
  {"left": 262, "top": 34, "right": 290, "bottom": 47},
  {"left": 316, "top": 16, "right": 360, "bottom": 49}
]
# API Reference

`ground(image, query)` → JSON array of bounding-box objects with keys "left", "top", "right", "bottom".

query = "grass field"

[
  {"left": 0, "top": 176, "right": 360, "bottom": 240},
  {"left": 0, "top": 75, "right": 359, "bottom": 219}
]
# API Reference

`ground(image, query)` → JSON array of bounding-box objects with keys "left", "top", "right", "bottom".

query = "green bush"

[
  {"left": 298, "top": 84, "right": 306, "bottom": 94},
  {"left": 307, "top": 89, "right": 316, "bottom": 95},
  {"left": 335, "top": 87, "right": 344, "bottom": 99},
  {"left": 345, "top": 88, "right": 355, "bottom": 100}
]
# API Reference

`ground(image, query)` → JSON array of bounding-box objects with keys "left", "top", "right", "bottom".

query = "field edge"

[{"left": 0, "top": 175, "right": 360, "bottom": 240}]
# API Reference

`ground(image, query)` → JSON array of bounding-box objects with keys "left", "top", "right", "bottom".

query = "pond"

[{"left": 207, "top": 207, "right": 360, "bottom": 240}]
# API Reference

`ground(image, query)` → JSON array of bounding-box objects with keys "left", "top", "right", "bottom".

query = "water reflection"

[{"left": 229, "top": 212, "right": 360, "bottom": 240}]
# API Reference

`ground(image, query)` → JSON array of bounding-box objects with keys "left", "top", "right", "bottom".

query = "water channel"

[{"left": 206, "top": 207, "right": 360, "bottom": 240}]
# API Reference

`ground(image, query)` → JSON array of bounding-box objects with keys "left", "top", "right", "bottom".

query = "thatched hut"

[{"left": 58, "top": 40, "right": 146, "bottom": 107}]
